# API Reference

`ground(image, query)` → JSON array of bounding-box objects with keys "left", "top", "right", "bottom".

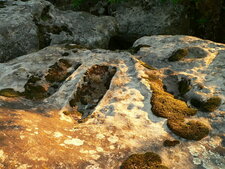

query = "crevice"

[
  {"left": 108, "top": 35, "right": 136, "bottom": 50},
  {"left": 69, "top": 65, "right": 117, "bottom": 121},
  {"left": 33, "top": 6, "right": 73, "bottom": 50}
]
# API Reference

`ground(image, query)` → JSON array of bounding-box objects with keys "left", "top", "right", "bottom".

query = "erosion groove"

[{"left": 69, "top": 65, "right": 117, "bottom": 121}]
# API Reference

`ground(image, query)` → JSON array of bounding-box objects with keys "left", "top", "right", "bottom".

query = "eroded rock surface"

[{"left": 0, "top": 35, "right": 224, "bottom": 169}]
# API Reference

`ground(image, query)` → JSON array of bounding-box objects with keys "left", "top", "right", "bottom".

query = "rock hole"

[
  {"left": 69, "top": 65, "right": 117, "bottom": 120},
  {"left": 22, "top": 59, "right": 81, "bottom": 100},
  {"left": 40, "top": 5, "right": 52, "bottom": 21},
  {"left": 108, "top": 35, "right": 136, "bottom": 50}
]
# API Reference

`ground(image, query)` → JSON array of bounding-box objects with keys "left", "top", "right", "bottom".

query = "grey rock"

[
  {"left": 0, "top": 0, "right": 118, "bottom": 62},
  {"left": 108, "top": 0, "right": 189, "bottom": 42}
]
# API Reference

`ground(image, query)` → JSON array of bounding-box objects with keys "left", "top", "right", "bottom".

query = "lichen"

[
  {"left": 120, "top": 152, "right": 169, "bottom": 169},
  {"left": 168, "top": 48, "right": 188, "bottom": 61}
]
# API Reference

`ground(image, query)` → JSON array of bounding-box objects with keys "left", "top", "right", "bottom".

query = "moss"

[
  {"left": 130, "top": 44, "right": 151, "bottom": 54},
  {"left": 138, "top": 59, "right": 156, "bottom": 70},
  {"left": 191, "top": 96, "right": 222, "bottom": 112},
  {"left": 144, "top": 70, "right": 209, "bottom": 140},
  {"left": 151, "top": 94, "right": 197, "bottom": 118},
  {"left": 163, "top": 140, "right": 180, "bottom": 147},
  {"left": 167, "top": 118, "right": 209, "bottom": 140},
  {"left": 202, "top": 96, "right": 222, "bottom": 112},
  {"left": 145, "top": 71, "right": 197, "bottom": 119},
  {"left": 0, "top": 88, "right": 22, "bottom": 97},
  {"left": 120, "top": 152, "right": 169, "bottom": 169},
  {"left": 168, "top": 48, "right": 188, "bottom": 61},
  {"left": 178, "top": 78, "right": 191, "bottom": 96}
]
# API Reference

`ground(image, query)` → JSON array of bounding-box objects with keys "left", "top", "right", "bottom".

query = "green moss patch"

[
  {"left": 191, "top": 96, "right": 222, "bottom": 112},
  {"left": 168, "top": 48, "right": 188, "bottom": 61},
  {"left": 167, "top": 118, "right": 209, "bottom": 140},
  {"left": 163, "top": 140, "right": 180, "bottom": 147},
  {"left": 145, "top": 70, "right": 209, "bottom": 140},
  {"left": 120, "top": 152, "right": 169, "bottom": 169},
  {"left": 145, "top": 71, "right": 197, "bottom": 119},
  {"left": 0, "top": 88, "right": 22, "bottom": 97},
  {"left": 138, "top": 59, "right": 156, "bottom": 70}
]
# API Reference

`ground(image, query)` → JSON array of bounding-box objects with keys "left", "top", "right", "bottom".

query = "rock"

[
  {"left": 108, "top": 0, "right": 189, "bottom": 43},
  {"left": 0, "top": 0, "right": 118, "bottom": 62},
  {"left": 0, "top": 36, "right": 224, "bottom": 168},
  {"left": 134, "top": 35, "right": 225, "bottom": 168}
]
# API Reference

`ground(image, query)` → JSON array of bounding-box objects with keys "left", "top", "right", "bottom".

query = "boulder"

[
  {"left": 0, "top": 35, "right": 224, "bottom": 168},
  {"left": 108, "top": 0, "right": 190, "bottom": 43},
  {"left": 0, "top": 0, "right": 118, "bottom": 62}
]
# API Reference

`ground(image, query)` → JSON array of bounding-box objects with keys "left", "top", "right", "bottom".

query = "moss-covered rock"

[
  {"left": 145, "top": 69, "right": 209, "bottom": 140},
  {"left": 145, "top": 71, "right": 196, "bottom": 119},
  {"left": 168, "top": 48, "right": 188, "bottom": 61},
  {"left": 167, "top": 118, "right": 210, "bottom": 140},
  {"left": 0, "top": 88, "right": 22, "bottom": 97},
  {"left": 120, "top": 152, "right": 169, "bottom": 169},
  {"left": 163, "top": 140, "right": 180, "bottom": 147}
]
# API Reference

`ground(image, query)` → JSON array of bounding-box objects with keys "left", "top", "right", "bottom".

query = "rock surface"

[
  {"left": 0, "top": 0, "right": 117, "bottom": 62},
  {"left": 108, "top": 0, "right": 189, "bottom": 42},
  {"left": 0, "top": 35, "right": 224, "bottom": 169}
]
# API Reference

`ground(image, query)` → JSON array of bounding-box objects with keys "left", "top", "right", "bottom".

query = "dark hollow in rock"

[
  {"left": 0, "top": 88, "right": 22, "bottom": 97},
  {"left": 187, "top": 47, "right": 208, "bottom": 58},
  {"left": 163, "top": 140, "right": 180, "bottom": 147},
  {"left": 167, "top": 118, "right": 210, "bottom": 141},
  {"left": 191, "top": 96, "right": 222, "bottom": 112},
  {"left": 120, "top": 152, "right": 169, "bottom": 169},
  {"left": 40, "top": 5, "right": 52, "bottom": 21},
  {"left": 178, "top": 77, "right": 191, "bottom": 96},
  {"left": 22, "top": 59, "right": 80, "bottom": 100},
  {"left": 23, "top": 75, "right": 48, "bottom": 100},
  {"left": 108, "top": 35, "right": 136, "bottom": 50},
  {"left": 168, "top": 48, "right": 188, "bottom": 62},
  {"left": 69, "top": 65, "right": 117, "bottom": 120},
  {"left": 45, "top": 59, "right": 74, "bottom": 83}
]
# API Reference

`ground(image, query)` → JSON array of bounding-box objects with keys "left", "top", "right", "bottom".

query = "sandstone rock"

[{"left": 0, "top": 35, "right": 224, "bottom": 168}]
